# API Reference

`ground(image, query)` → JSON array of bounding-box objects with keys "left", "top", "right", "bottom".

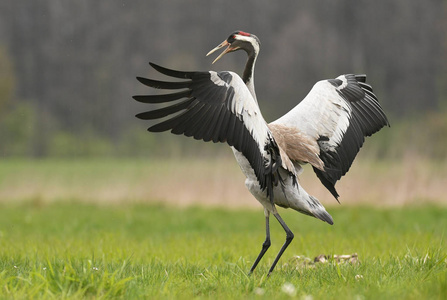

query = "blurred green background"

[{"left": 0, "top": 1, "right": 446, "bottom": 206}]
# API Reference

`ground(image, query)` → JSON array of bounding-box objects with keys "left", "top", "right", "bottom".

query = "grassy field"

[
  {"left": 0, "top": 157, "right": 446, "bottom": 298},
  {"left": 0, "top": 203, "right": 446, "bottom": 299}
]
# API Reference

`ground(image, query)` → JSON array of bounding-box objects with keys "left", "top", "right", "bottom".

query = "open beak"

[{"left": 206, "top": 40, "right": 234, "bottom": 64}]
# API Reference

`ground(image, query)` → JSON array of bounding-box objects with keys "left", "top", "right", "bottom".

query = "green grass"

[{"left": 0, "top": 203, "right": 445, "bottom": 299}]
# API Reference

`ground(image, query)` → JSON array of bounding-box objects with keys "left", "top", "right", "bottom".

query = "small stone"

[{"left": 314, "top": 254, "right": 327, "bottom": 263}]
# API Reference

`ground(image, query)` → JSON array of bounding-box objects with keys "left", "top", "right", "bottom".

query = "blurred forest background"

[{"left": 0, "top": 0, "right": 446, "bottom": 159}]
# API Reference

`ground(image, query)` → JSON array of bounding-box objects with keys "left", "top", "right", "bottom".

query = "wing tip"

[
  {"left": 149, "top": 62, "right": 160, "bottom": 70},
  {"left": 148, "top": 62, "right": 192, "bottom": 79},
  {"left": 147, "top": 125, "right": 164, "bottom": 133},
  {"left": 355, "top": 74, "right": 367, "bottom": 83},
  {"left": 135, "top": 112, "right": 148, "bottom": 120},
  {"left": 132, "top": 95, "right": 144, "bottom": 103},
  {"left": 313, "top": 166, "right": 341, "bottom": 202}
]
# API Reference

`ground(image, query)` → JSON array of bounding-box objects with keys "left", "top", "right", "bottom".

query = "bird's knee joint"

[
  {"left": 262, "top": 239, "right": 271, "bottom": 248},
  {"left": 286, "top": 232, "right": 294, "bottom": 241}
]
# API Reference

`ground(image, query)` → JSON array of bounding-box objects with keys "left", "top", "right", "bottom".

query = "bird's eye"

[{"left": 227, "top": 35, "right": 236, "bottom": 43}]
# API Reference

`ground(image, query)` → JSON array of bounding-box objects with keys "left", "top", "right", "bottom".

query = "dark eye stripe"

[{"left": 227, "top": 35, "right": 236, "bottom": 43}]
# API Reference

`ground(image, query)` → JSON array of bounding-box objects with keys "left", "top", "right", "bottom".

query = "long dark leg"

[
  {"left": 249, "top": 209, "right": 271, "bottom": 273},
  {"left": 268, "top": 212, "right": 294, "bottom": 275}
]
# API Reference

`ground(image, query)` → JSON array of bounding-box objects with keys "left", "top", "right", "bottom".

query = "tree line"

[{"left": 0, "top": 0, "right": 446, "bottom": 157}]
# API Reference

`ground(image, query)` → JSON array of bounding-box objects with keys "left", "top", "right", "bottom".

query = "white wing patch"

[
  {"left": 207, "top": 70, "right": 273, "bottom": 163},
  {"left": 205, "top": 70, "right": 277, "bottom": 182},
  {"left": 336, "top": 75, "right": 348, "bottom": 90},
  {"left": 209, "top": 71, "right": 227, "bottom": 87},
  {"left": 227, "top": 72, "right": 270, "bottom": 154},
  {"left": 273, "top": 79, "right": 352, "bottom": 151}
]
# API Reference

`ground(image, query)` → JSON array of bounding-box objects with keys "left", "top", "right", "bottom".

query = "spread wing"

[
  {"left": 133, "top": 62, "right": 287, "bottom": 199},
  {"left": 271, "top": 74, "right": 389, "bottom": 199}
]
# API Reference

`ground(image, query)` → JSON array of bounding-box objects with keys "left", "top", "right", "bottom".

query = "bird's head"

[{"left": 207, "top": 31, "right": 260, "bottom": 64}]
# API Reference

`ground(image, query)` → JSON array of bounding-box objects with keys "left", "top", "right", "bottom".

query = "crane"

[{"left": 133, "top": 31, "right": 389, "bottom": 275}]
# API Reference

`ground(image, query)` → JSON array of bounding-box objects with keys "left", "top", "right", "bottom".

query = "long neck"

[{"left": 242, "top": 50, "right": 258, "bottom": 103}]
